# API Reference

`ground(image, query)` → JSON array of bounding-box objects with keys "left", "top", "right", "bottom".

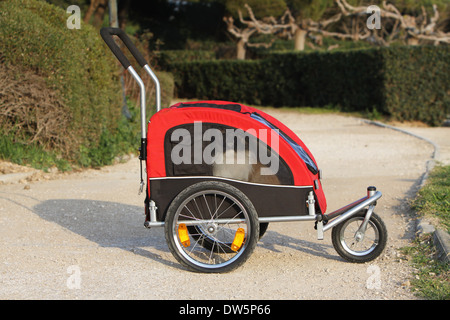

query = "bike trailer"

[{"left": 101, "top": 28, "right": 387, "bottom": 273}]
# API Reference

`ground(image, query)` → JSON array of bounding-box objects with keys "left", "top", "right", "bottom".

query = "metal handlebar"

[
  {"left": 100, "top": 27, "right": 162, "bottom": 163},
  {"left": 100, "top": 27, "right": 147, "bottom": 69},
  {"left": 100, "top": 27, "right": 161, "bottom": 157}
]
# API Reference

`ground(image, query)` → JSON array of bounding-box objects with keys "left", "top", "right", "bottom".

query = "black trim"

[
  {"left": 175, "top": 103, "right": 242, "bottom": 113},
  {"left": 150, "top": 177, "right": 312, "bottom": 221},
  {"left": 139, "top": 138, "right": 147, "bottom": 161}
]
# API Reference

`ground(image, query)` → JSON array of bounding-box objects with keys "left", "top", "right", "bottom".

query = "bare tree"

[
  {"left": 270, "top": 0, "right": 449, "bottom": 50},
  {"left": 84, "top": 0, "right": 108, "bottom": 27},
  {"left": 336, "top": 0, "right": 450, "bottom": 45},
  {"left": 223, "top": 4, "right": 290, "bottom": 59},
  {"left": 279, "top": 8, "right": 348, "bottom": 50}
]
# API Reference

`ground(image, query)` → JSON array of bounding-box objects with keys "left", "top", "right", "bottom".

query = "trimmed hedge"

[
  {"left": 0, "top": 0, "right": 175, "bottom": 168},
  {"left": 170, "top": 60, "right": 265, "bottom": 104},
  {"left": 0, "top": 0, "right": 122, "bottom": 165},
  {"left": 168, "top": 46, "right": 449, "bottom": 126},
  {"left": 157, "top": 50, "right": 216, "bottom": 69},
  {"left": 382, "top": 46, "right": 449, "bottom": 126}
]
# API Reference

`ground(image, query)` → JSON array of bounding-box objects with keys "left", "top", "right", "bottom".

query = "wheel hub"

[
  {"left": 355, "top": 231, "right": 364, "bottom": 242},
  {"left": 205, "top": 223, "right": 218, "bottom": 236}
]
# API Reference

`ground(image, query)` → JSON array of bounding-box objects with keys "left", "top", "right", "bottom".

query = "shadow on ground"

[
  {"left": 257, "top": 229, "right": 339, "bottom": 261},
  {"left": 32, "top": 199, "right": 188, "bottom": 269},
  {"left": 32, "top": 198, "right": 341, "bottom": 267}
]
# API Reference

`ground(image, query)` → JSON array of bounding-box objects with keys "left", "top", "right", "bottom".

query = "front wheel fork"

[{"left": 316, "top": 186, "right": 381, "bottom": 240}]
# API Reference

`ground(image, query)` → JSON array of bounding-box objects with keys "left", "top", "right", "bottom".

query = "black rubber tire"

[
  {"left": 164, "top": 181, "right": 259, "bottom": 273},
  {"left": 259, "top": 223, "right": 269, "bottom": 239},
  {"left": 331, "top": 210, "right": 387, "bottom": 263}
]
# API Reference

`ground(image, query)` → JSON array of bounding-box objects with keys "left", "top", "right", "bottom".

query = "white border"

[{"left": 149, "top": 175, "right": 313, "bottom": 189}]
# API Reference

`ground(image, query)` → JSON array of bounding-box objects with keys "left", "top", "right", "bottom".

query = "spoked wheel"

[
  {"left": 331, "top": 210, "right": 387, "bottom": 263},
  {"left": 165, "top": 181, "right": 259, "bottom": 273}
]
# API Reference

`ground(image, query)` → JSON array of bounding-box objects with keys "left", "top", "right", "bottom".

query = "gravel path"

[{"left": 0, "top": 110, "right": 437, "bottom": 300}]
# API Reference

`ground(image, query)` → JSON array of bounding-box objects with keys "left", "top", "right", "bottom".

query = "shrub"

[
  {"left": 0, "top": 0, "right": 174, "bottom": 168},
  {"left": 168, "top": 46, "right": 449, "bottom": 126},
  {"left": 157, "top": 50, "right": 216, "bottom": 69},
  {"left": 382, "top": 46, "right": 449, "bottom": 126},
  {"left": 0, "top": 0, "right": 122, "bottom": 166},
  {"left": 170, "top": 59, "right": 266, "bottom": 104}
]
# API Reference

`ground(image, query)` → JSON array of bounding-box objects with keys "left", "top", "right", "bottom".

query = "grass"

[
  {"left": 0, "top": 131, "right": 72, "bottom": 172},
  {"left": 401, "top": 164, "right": 450, "bottom": 300},
  {"left": 412, "top": 165, "right": 450, "bottom": 233},
  {"left": 401, "top": 234, "right": 450, "bottom": 300},
  {"left": 0, "top": 98, "right": 142, "bottom": 172}
]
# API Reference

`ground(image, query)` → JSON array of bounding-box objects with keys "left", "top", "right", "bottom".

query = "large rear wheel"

[{"left": 164, "top": 181, "right": 259, "bottom": 273}]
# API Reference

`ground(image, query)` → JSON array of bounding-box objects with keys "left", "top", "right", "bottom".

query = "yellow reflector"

[
  {"left": 178, "top": 224, "right": 190, "bottom": 247},
  {"left": 231, "top": 228, "right": 245, "bottom": 252}
]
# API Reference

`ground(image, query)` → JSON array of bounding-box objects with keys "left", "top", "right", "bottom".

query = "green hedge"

[
  {"left": 0, "top": 0, "right": 122, "bottom": 166},
  {"left": 168, "top": 46, "right": 449, "bottom": 126},
  {"left": 382, "top": 46, "right": 449, "bottom": 126},
  {"left": 157, "top": 50, "right": 216, "bottom": 69},
  {"left": 0, "top": 0, "right": 175, "bottom": 169},
  {"left": 170, "top": 60, "right": 266, "bottom": 104}
]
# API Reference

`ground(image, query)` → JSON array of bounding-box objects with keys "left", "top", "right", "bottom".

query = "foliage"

[
  {"left": 404, "top": 164, "right": 450, "bottom": 300},
  {"left": 224, "top": 0, "right": 286, "bottom": 18},
  {"left": 127, "top": 0, "right": 227, "bottom": 50},
  {"left": 401, "top": 234, "right": 449, "bottom": 300},
  {"left": 43, "top": 0, "right": 90, "bottom": 11},
  {"left": 343, "top": 0, "right": 450, "bottom": 16},
  {"left": 120, "top": 30, "right": 175, "bottom": 117},
  {"left": 157, "top": 50, "right": 216, "bottom": 69},
  {"left": 167, "top": 45, "right": 449, "bottom": 125},
  {"left": 169, "top": 59, "right": 265, "bottom": 104},
  {"left": 0, "top": 130, "right": 71, "bottom": 172},
  {"left": 0, "top": 0, "right": 124, "bottom": 167},
  {"left": 382, "top": 46, "right": 450, "bottom": 126},
  {"left": 412, "top": 165, "right": 450, "bottom": 233},
  {"left": 286, "top": 0, "right": 334, "bottom": 20}
]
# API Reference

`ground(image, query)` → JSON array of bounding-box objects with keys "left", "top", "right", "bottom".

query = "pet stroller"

[{"left": 101, "top": 28, "right": 387, "bottom": 273}]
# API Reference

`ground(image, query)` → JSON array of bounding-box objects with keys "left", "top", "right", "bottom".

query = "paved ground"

[
  {"left": 396, "top": 126, "right": 450, "bottom": 165},
  {"left": 1, "top": 109, "right": 446, "bottom": 300}
]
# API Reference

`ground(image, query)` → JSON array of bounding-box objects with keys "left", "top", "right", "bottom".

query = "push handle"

[{"left": 100, "top": 27, "right": 147, "bottom": 69}]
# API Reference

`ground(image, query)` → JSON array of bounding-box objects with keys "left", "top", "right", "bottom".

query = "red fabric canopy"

[{"left": 146, "top": 100, "right": 327, "bottom": 214}]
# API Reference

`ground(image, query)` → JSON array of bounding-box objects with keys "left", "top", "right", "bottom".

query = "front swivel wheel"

[{"left": 331, "top": 210, "right": 387, "bottom": 263}]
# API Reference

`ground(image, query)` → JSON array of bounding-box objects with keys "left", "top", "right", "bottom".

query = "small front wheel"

[
  {"left": 331, "top": 210, "right": 387, "bottom": 263},
  {"left": 164, "top": 181, "right": 259, "bottom": 273}
]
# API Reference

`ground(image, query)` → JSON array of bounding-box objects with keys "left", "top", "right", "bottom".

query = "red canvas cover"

[{"left": 146, "top": 100, "right": 327, "bottom": 214}]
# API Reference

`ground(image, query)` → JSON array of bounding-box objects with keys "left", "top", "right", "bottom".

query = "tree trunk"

[
  {"left": 236, "top": 38, "right": 246, "bottom": 60},
  {"left": 108, "top": 0, "right": 118, "bottom": 28},
  {"left": 84, "top": 0, "right": 99, "bottom": 23},
  {"left": 294, "top": 28, "right": 307, "bottom": 51},
  {"left": 93, "top": 0, "right": 108, "bottom": 28}
]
